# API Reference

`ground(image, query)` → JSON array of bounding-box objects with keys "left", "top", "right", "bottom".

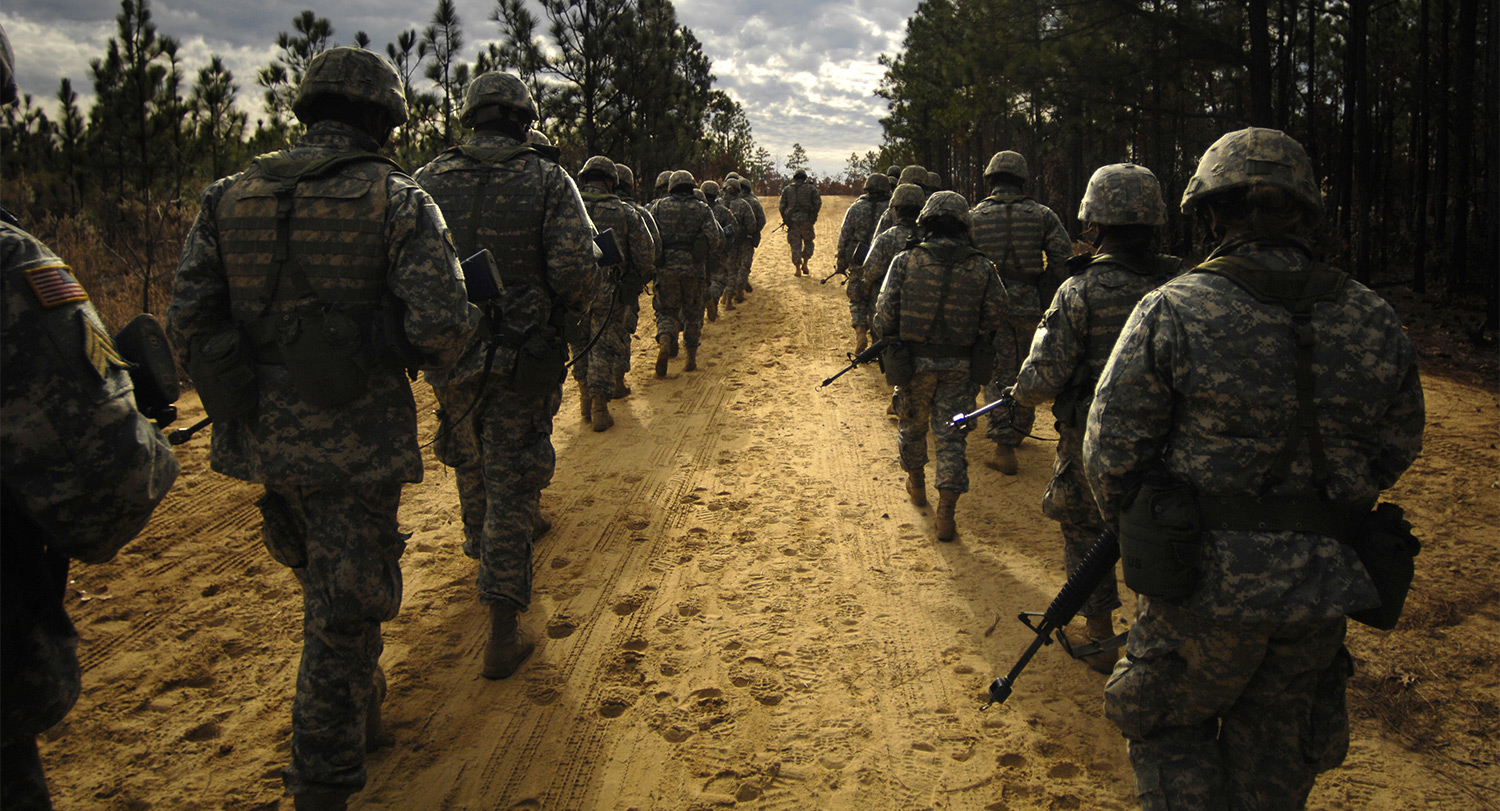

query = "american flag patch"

[{"left": 25, "top": 264, "right": 89, "bottom": 308}]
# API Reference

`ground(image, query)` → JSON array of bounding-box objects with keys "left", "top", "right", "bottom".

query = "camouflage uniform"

[
  {"left": 169, "top": 55, "right": 479, "bottom": 796},
  {"left": 702, "top": 182, "right": 739, "bottom": 305},
  {"left": 736, "top": 177, "right": 766, "bottom": 294},
  {"left": 839, "top": 175, "right": 892, "bottom": 332},
  {"left": 414, "top": 133, "right": 597, "bottom": 610},
  {"left": 648, "top": 173, "right": 723, "bottom": 370},
  {"left": 871, "top": 165, "right": 930, "bottom": 238},
  {"left": 778, "top": 172, "right": 821, "bottom": 274},
  {"left": 724, "top": 183, "right": 757, "bottom": 307},
  {"left": 2, "top": 219, "right": 180, "bottom": 808},
  {"left": 613, "top": 165, "right": 659, "bottom": 384},
  {"left": 573, "top": 158, "right": 653, "bottom": 414},
  {"left": 858, "top": 184, "right": 923, "bottom": 337},
  {"left": 969, "top": 152, "right": 1071, "bottom": 452},
  {"left": 1011, "top": 164, "right": 1180, "bottom": 634},
  {"left": 1084, "top": 129, "right": 1425, "bottom": 810},
  {"left": 873, "top": 193, "right": 1008, "bottom": 500}
]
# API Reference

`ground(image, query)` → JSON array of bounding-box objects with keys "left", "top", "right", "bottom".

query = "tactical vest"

[
  {"left": 783, "top": 182, "right": 818, "bottom": 220},
  {"left": 419, "top": 144, "right": 549, "bottom": 293},
  {"left": 900, "top": 241, "right": 989, "bottom": 351},
  {"left": 654, "top": 195, "right": 709, "bottom": 259},
  {"left": 970, "top": 194, "right": 1047, "bottom": 281}
]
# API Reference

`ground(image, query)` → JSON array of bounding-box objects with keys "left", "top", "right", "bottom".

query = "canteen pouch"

[
  {"left": 1118, "top": 475, "right": 1203, "bottom": 601},
  {"left": 509, "top": 331, "right": 568, "bottom": 397},
  {"left": 880, "top": 341, "right": 914, "bottom": 387},
  {"left": 1346, "top": 502, "right": 1421, "bottom": 630},
  {"left": 280, "top": 308, "right": 369, "bottom": 409},
  {"left": 187, "top": 326, "right": 258, "bottom": 422},
  {"left": 969, "top": 338, "right": 997, "bottom": 385}
]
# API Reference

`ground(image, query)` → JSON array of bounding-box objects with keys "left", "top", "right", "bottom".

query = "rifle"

[
  {"left": 819, "top": 267, "right": 847, "bottom": 285},
  {"left": 950, "top": 395, "right": 1014, "bottom": 432},
  {"left": 168, "top": 417, "right": 212, "bottom": 445},
  {"left": 771, "top": 221, "right": 788, "bottom": 234},
  {"left": 982, "top": 528, "right": 1127, "bottom": 708},
  {"left": 818, "top": 337, "right": 889, "bottom": 389}
]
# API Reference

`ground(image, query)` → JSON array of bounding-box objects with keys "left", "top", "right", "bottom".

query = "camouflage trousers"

[
  {"left": 846, "top": 268, "right": 871, "bottom": 328},
  {"left": 613, "top": 294, "right": 641, "bottom": 376},
  {"left": 433, "top": 377, "right": 560, "bottom": 611},
  {"left": 570, "top": 301, "right": 627, "bottom": 400},
  {"left": 1105, "top": 600, "right": 1352, "bottom": 810},
  {"left": 256, "top": 482, "right": 407, "bottom": 795},
  {"left": 738, "top": 244, "right": 756, "bottom": 291},
  {"left": 653, "top": 268, "right": 707, "bottom": 348},
  {"left": 786, "top": 221, "right": 816, "bottom": 264},
  {"left": 896, "top": 369, "right": 980, "bottom": 493},
  {"left": 707, "top": 248, "right": 739, "bottom": 301},
  {"left": 986, "top": 313, "right": 1040, "bottom": 446},
  {"left": 1044, "top": 424, "right": 1120, "bottom": 619}
]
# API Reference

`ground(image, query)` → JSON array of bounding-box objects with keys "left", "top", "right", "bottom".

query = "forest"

[{"left": 1, "top": 0, "right": 1496, "bottom": 339}]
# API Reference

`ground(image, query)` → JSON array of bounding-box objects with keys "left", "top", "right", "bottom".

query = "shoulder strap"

[{"left": 1194, "top": 255, "right": 1350, "bottom": 494}]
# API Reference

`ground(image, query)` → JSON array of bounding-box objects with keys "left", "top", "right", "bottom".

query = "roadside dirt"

[{"left": 40, "top": 197, "right": 1498, "bottom": 810}]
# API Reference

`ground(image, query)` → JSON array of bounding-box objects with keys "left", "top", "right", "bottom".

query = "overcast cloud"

[{"left": 2, "top": 0, "right": 913, "bottom": 177}]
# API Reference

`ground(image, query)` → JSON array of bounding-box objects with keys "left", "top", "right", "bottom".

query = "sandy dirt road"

[{"left": 40, "top": 197, "right": 1498, "bottom": 810}]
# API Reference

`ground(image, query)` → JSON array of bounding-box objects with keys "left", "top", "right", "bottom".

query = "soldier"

[
  {"left": 721, "top": 179, "right": 758, "bottom": 314},
  {"left": 838, "top": 173, "right": 892, "bottom": 353},
  {"left": 2, "top": 38, "right": 180, "bottom": 807},
  {"left": 609, "top": 163, "right": 659, "bottom": 398},
  {"left": 649, "top": 170, "right": 723, "bottom": 376},
  {"left": 871, "top": 164, "right": 930, "bottom": 238},
  {"left": 859, "top": 182, "right": 925, "bottom": 337},
  {"left": 886, "top": 164, "right": 902, "bottom": 184},
  {"left": 653, "top": 170, "right": 673, "bottom": 202},
  {"left": 1085, "top": 128, "right": 1424, "bottom": 808},
  {"left": 573, "top": 155, "right": 653, "bottom": 430},
  {"left": 700, "top": 180, "right": 738, "bottom": 321},
  {"left": 1008, "top": 164, "right": 1180, "bottom": 673},
  {"left": 925, "top": 171, "right": 944, "bottom": 192},
  {"left": 167, "top": 48, "right": 478, "bottom": 810},
  {"left": 969, "top": 150, "right": 1072, "bottom": 476},
  {"left": 733, "top": 176, "right": 766, "bottom": 296},
  {"left": 411, "top": 71, "right": 598, "bottom": 689},
  {"left": 778, "top": 168, "right": 822, "bottom": 276},
  {"left": 874, "top": 191, "right": 1008, "bottom": 542}
]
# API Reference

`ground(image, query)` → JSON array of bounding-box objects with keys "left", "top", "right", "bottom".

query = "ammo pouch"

[
  {"left": 969, "top": 339, "right": 997, "bottom": 385},
  {"left": 1117, "top": 475, "right": 1204, "bottom": 601},
  {"left": 509, "top": 330, "right": 568, "bottom": 397},
  {"left": 276, "top": 307, "right": 369, "bottom": 409},
  {"left": 1345, "top": 502, "right": 1420, "bottom": 630},
  {"left": 188, "top": 326, "right": 258, "bottom": 422},
  {"left": 880, "top": 341, "right": 914, "bottom": 387}
]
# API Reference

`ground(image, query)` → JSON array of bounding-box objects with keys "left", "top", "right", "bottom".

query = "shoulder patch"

[
  {"left": 84, "top": 317, "right": 129, "bottom": 378},
  {"left": 25, "top": 264, "right": 89, "bottom": 308}
]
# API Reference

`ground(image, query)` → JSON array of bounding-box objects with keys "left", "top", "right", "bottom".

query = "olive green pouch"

[
  {"left": 1346, "top": 503, "right": 1420, "bottom": 630},
  {"left": 880, "top": 341, "right": 914, "bottom": 387},
  {"left": 1118, "top": 476, "right": 1203, "bottom": 601},
  {"left": 188, "top": 326, "right": 258, "bottom": 422},
  {"left": 280, "top": 309, "right": 369, "bottom": 409},
  {"left": 509, "top": 331, "right": 568, "bottom": 397},
  {"left": 969, "top": 339, "right": 997, "bottom": 385}
]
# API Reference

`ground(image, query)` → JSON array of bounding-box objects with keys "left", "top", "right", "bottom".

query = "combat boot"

[
  {"left": 854, "top": 325, "right": 869, "bottom": 354},
  {"left": 791, "top": 258, "right": 801, "bottom": 275},
  {"left": 706, "top": 297, "right": 718, "bottom": 322},
  {"left": 579, "top": 383, "right": 592, "bottom": 422},
  {"left": 591, "top": 398, "right": 614, "bottom": 432},
  {"left": 743, "top": 279, "right": 753, "bottom": 293},
  {"left": 1078, "top": 613, "right": 1122, "bottom": 674},
  {"left": 985, "top": 444, "right": 1019, "bottom": 476},
  {"left": 613, "top": 371, "right": 631, "bottom": 399},
  {"left": 482, "top": 603, "right": 535, "bottom": 680},
  {"left": 936, "top": 489, "right": 960, "bottom": 542},
  {"left": 668, "top": 333, "right": 679, "bottom": 358},
  {"left": 655, "top": 342, "right": 670, "bottom": 378},
  {"left": 905, "top": 469, "right": 928, "bottom": 507},
  {"left": 294, "top": 789, "right": 351, "bottom": 811},
  {"left": 684, "top": 346, "right": 698, "bottom": 372},
  {"left": 366, "top": 665, "right": 393, "bottom": 751}
]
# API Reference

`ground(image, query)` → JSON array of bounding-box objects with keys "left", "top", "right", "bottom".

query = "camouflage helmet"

[
  {"left": 889, "top": 182, "right": 925, "bottom": 210},
  {"left": 1078, "top": 163, "right": 1167, "bottom": 226},
  {"left": 579, "top": 154, "right": 618, "bottom": 184},
  {"left": 670, "top": 170, "right": 697, "bottom": 192},
  {"left": 917, "top": 190, "right": 973, "bottom": 231},
  {"left": 701, "top": 180, "right": 721, "bottom": 197},
  {"left": 460, "top": 71, "right": 537, "bottom": 128},
  {"left": 984, "top": 151, "right": 1029, "bottom": 184},
  {"left": 1181, "top": 127, "right": 1323, "bottom": 216},
  {"left": 925, "top": 171, "right": 942, "bottom": 190},
  {"left": 0, "top": 22, "right": 16, "bottom": 107},
  {"left": 737, "top": 178, "right": 755, "bottom": 195},
  {"left": 693, "top": 188, "right": 707, "bottom": 202},
  {"left": 898, "top": 165, "right": 928, "bottom": 186},
  {"left": 293, "top": 47, "right": 407, "bottom": 129},
  {"left": 655, "top": 170, "right": 673, "bottom": 191},
  {"left": 885, "top": 164, "right": 901, "bottom": 178},
  {"left": 863, "top": 173, "right": 892, "bottom": 194},
  {"left": 616, "top": 164, "right": 636, "bottom": 192},
  {"left": 793, "top": 168, "right": 808, "bottom": 181}
]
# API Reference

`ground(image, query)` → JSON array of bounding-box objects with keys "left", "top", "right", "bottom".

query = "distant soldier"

[
  {"left": 885, "top": 164, "right": 902, "bottom": 184},
  {"left": 610, "top": 163, "right": 659, "bottom": 397},
  {"left": 1009, "top": 164, "right": 1180, "bottom": 673},
  {"left": 413, "top": 71, "right": 598, "bottom": 689},
  {"left": 653, "top": 170, "right": 673, "bottom": 202},
  {"left": 168, "top": 48, "right": 478, "bottom": 810},
  {"left": 1086, "top": 128, "right": 1424, "bottom": 810},
  {"left": 858, "top": 182, "right": 925, "bottom": 337},
  {"left": 701, "top": 180, "right": 738, "bottom": 321},
  {"left": 969, "top": 150, "right": 1071, "bottom": 475},
  {"left": 649, "top": 171, "right": 723, "bottom": 376},
  {"left": 574, "top": 155, "right": 653, "bottom": 430},
  {"left": 733, "top": 175, "right": 766, "bottom": 296},
  {"left": 925, "top": 171, "right": 943, "bottom": 192},
  {"left": 874, "top": 191, "right": 1008, "bottom": 542},
  {"left": 3, "top": 35, "right": 181, "bottom": 803},
  {"left": 722, "top": 179, "right": 758, "bottom": 313},
  {"left": 778, "top": 168, "right": 822, "bottom": 276},
  {"left": 872, "top": 164, "right": 930, "bottom": 237},
  {"left": 838, "top": 173, "right": 892, "bottom": 352}
]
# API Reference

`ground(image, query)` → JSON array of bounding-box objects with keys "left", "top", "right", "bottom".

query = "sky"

[{"left": 1, "top": 0, "right": 916, "bottom": 178}]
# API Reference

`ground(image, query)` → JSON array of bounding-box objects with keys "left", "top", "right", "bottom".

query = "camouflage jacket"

[
  {"left": 1012, "top": 251, "right": 1181, "bottom": 427},
  {"left": 414, "top": 132, "right": 599, "bottom": 388},
  {"left": 860, "top": 217, "right": 919, "bottom": 327},
  {"left": 778, "top": 180, "right": 821, "bottom": 223},
  {"left": 581, "top": 184, "right": 656, "bottom": 293},
  {"left": 650, "top": 191, "right": 723, "bottom": 277},
  {"left": 169, "top": 122, "right": 479, "bottom": 485},
  {"left": 969, "top": 186, "right": 1071, "bottom": 316},
  {"left": 874, "top": 236, "right": 1009, "bottom": 371},
  {"left": 837, "top": 193, "right": 890, "bottom": 273},
  {"left": 727, "top": 195, "right": 756, "bottom": 247},
  {"left": 708, "top": 197, "right": 737, "bottom": 263},
  {"left": 1084, "top": 239, "right": 1425, "bottom": 622},
  {"left": 3, "top": 219, "right": 180, "bottom": 735}
]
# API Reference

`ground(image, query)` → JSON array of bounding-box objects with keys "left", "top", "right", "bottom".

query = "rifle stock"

[
  {"left": 818, "top": 337, "right": 890, "bottom": 389},
  {"left": 983, "top": 528, "right": 1120, "bottom": 708}
]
